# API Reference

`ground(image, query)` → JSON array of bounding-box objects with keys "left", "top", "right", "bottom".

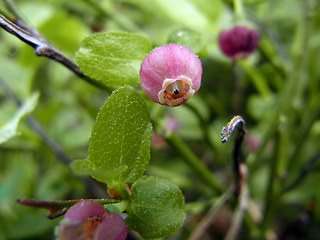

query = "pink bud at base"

[
  {"left": 56, "top": 200, "right": 128, "bottom": 240},
  {"left": 140, "top": 44, "right": 202, "bottom": 107}
]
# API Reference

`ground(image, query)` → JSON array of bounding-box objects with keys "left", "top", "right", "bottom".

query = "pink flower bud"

[
  {"left": 218, "top": 25, "right": 259, "bottom": 60},
  {"left": 140, "top": 44, "right": 202, "bottom": 107}
]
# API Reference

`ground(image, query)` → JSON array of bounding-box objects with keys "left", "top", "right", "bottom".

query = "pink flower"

[
  {"left": 140, "top": 44, "right": 202, "bottom": 107},
  {"left": 218, "top": 25, "right": 259, "bottom": 60},
  {"left": 151, "top": 115, "right": 179, "bottom": 148},
  {"left": 164, "top": 115, "right": 179, "bottom": 132},
  {"left": 55, "top": 200, "right": 128, "bottom": 240}
]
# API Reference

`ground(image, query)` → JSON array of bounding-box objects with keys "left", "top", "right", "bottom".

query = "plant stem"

[
  {"left": 282, "top": 150, "right": 320, "bottom": 194},
  {"left": 233, "top": 0, "right": 245, "bottom": 20},
  {"left": 221, "top": 115, "right": 248, "bottom": 240},
  {"left": 259, "top": 130, "right": 280, "bottom": 237},
  {"left": 286, "top": 0, "right": 314, "bottom": 172},
  {"left": 184, "top": 101, "right": 215, "bottom": 151},
  {"left": 225, "top": 181, "right": 248, "bottom": 240},
  {"left": 83, "top": 0, "right": 108, "bottom": 18},
  {"left": 287, "top": 103, "right": 320, "bottom": 172},
  {"left": 231, "top": 61, "right": 241, "bottom": 113},
  {"left": 248, "top": 0, "right": 312, "bottom": 171},
  {"left": 164, "top": 131, "right": 224, "bottom": 194},
  {"left": 189, "top": 188, "right": 233, "bottom": 240}
]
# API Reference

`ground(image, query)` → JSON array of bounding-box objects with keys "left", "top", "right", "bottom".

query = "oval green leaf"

[
  {"left": 126, "top": 176, "right": 186, "bottom": 239},
  {"left": 75, "top": 32, "right": 152, "bottom": 87},
  {"left": 71, "top": 86, "right": 152, "bottom": 188}
]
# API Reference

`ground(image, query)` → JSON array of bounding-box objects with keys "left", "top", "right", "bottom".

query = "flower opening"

[
  {"left": 140, "top": 44, "right": 202, "bottom": 107},
  {"left": 158, "top": 76, "right": 195, "bottom": 107}
]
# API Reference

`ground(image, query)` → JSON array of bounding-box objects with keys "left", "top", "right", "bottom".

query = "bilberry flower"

[
  {"left": 218, "top": 25, "right": 259, "bottom": 60},
  {"left": 140, "top": 44, "right": 202, "bottom": 107},
  {"left": 55, "top": 200, "right": 128, "bottom": 240}
]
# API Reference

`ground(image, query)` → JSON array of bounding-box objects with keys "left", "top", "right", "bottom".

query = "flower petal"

[
  {"left": 64, "top": 200, "right": 105, "bottom": 222},
  {"left": 94, "top": 212, "right": 128, "bottom": 240}
]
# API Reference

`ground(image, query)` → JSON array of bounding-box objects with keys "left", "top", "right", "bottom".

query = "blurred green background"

[{"left": 0, "top": 0, "right": 320, "bottom": 239}]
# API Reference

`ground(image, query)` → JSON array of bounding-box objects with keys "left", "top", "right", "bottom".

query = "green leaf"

[
  {"left": 126, "top": 176, "right": 186, "bottom": 239},
  {"left": 0, "top": 92, "right": 39, "bottom": 144},
  {"left": 71, "top": 86, "right": 152, "bottom": 188},
  {"left": 75, "top": 32, "right": 152, "bottom": 87}
]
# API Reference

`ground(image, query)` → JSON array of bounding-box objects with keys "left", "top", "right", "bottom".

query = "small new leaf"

[
  {"left": 75, "top": 32, "right": 152, "bottom": 87},
  {"left": 71, "top": 86, "right": 152, "bottom": 188},
  {"left": 0, "top": 92, "right": 39, "bottom": 144},
  {"left": 126, "top": 176, "right": 186, "bottom": 239}
]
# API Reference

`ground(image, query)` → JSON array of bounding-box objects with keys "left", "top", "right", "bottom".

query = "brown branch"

[
  {"left": 0, "top": 13, "right": 107, "bottom": 90},
  {"left": 17, "top": 198, "right": 120, "bottom": 219},
  {"left": 221, "top": 115, "right": 248, "bottom": 240},
  {"left": 221, "top": 115, "right": 246, "bottom": 195}
]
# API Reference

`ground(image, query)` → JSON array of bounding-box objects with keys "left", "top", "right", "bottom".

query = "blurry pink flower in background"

[
  {"left": 140, "top": 44, "right": 202, "bottom": 107},
  {"left": 245, "top": 134, "right": 261, "bottom": 152},
  {"left": 218, "top": 25, "right": 259, "bottom": 60},
  {"left": 151, "top": 115, "right": 180, "bottom": 148},
  {"left": 55, "top": 200, "right": 128, "bottom": 240},
  {"left": 164, "top": 115, "right": 179, "bottom": 132}
]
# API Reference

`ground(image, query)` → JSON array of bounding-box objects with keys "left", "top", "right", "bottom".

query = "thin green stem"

[
  {"left": 287, "top": 105, "right": 320, "bottom": 172},
  {"left": 282, "top": 150, "right": 320, "bottom": 194},
  {"left": 244, "top": 211, "right": 260, "bottom": 238},
  {"left": 164, "top": 131, "right": 224, "bottom": 194},
  {"left": 184, "top": 101, "right": 215, "bottom": 151},
  {"left": 82, "top": 0, "right": 140, "bottom": 32},
  {"left": 238, "top": 60, "right": 272, "bottom": 99},
  {"left": 233, "top": 0, "right": 245, "bottom": 20},
  {"left": 249, "top": 4, "right": 312, "bottom": 236},
  {"left": 248, "top": 0, "right": 311, "bottom": 171},
  {"left": 104, "top": 200, "right": 130, "bottom": 213},
  {"left": 259, "top": 130, "right": 280, "bottom": 237},
  {"left": 82, "top": 0, "right": 108, "bottom": 18},
  {"left": 93, "top": 198, "right": 121, "bottom": 205},
  {"left": 189, "top": 188, "right": 233, "bottom": 240},
  {"left": 231, "top": 61, "right": 242, "bottom": 113},
  {"left": 286, "top": 0, "right": 314, "bottom": 171},
  {"left": 225, "top": 181, "right": 248, "bottom": 240}
]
